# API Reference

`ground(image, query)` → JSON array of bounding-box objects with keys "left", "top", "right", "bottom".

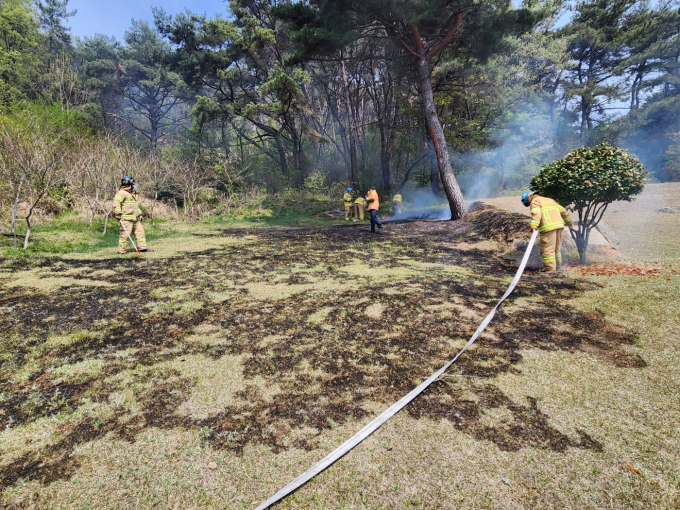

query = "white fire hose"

[
  {"left": 119, "top": 220, "right": 140, "bottom": 255},
  {"left": 254, "top": 230, "right": 539, "bottom": 510}
]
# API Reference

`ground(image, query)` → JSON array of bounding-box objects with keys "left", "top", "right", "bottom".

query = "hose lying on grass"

[{"left": 254, "top": 230, "right": 540, "bottom": 510}]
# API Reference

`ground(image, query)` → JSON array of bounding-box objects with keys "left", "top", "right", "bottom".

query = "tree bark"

[
  {"left": 340, "top": 58, "right": 358, "bottom": 186},
  {"left": 23, "top": 212, "right": 33, "bottom": 250},
  {"left": 12, "top": 195, "right": 19, "bottom": 250},
  {"left": 274, "top": 132, "right": 289, "bottom": 177},
  {"left": 427, "top": 135, "right": 440, "bottom": 195},
  {"left": 415, "top": 47, "right": 467, "bottom": 219}
]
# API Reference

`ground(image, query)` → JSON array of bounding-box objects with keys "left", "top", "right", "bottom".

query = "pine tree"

[
  {"left": 561, "top": 0, "right": 635, "bottom": 143},
  {"left": 37, "top": 0, "right": 76, "bottom": 57},
  {"left": 275, "top": 0, "right": 539, "bottom": 220}
]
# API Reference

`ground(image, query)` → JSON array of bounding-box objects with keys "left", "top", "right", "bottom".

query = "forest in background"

[{"left": 1, "top": 0, "right": 679, "bottom": 234}]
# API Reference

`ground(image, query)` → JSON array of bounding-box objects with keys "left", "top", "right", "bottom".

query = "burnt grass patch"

[{"left": 0, "top": 207, "right": 640, "bottom": 490}]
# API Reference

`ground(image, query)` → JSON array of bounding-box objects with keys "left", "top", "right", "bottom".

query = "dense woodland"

[{"left": 1, "top": 0, "right": 679, "bottom": 235}]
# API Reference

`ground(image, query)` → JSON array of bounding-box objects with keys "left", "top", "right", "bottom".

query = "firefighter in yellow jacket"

[
  {"left": 343, "top": 187, "right": 354, "bottom": 220},
  {"left": 113, "top": 176, "right": 148, "bottom": 254},
  {"left": 522, "top": 191, "right": 573, "bottom": 271},
  {"left": 354, "top": 196, "right": 366, "bottom": 221},
  {"left": 391, "top": 192, "right": 403, "bottom": 216}
]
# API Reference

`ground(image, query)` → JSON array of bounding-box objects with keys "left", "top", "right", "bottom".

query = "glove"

[{"left": 138, "top": 215, "right": 144, "bottom": 223}]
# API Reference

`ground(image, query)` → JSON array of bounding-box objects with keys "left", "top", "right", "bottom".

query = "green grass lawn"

[{"left": 0, "top": 185, "right": 678, "bottom": 509}]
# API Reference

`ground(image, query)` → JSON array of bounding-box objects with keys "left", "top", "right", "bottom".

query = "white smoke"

[
  {"left": 387, "top": 187, "right": 450, "bottom": 221},
  {"left": 456, "top": 111, "right": 557, "bottom": 199}
]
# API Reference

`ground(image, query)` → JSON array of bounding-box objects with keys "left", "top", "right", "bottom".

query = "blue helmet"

[
  {"left": 121, "top": 176, "right": 134, "bottom": 187},
  {"left": 347, "top": 187, "right": 353, "bottom": 192},
  {"left": 521, "top": 191, "right": 531, "bottom": 206}
]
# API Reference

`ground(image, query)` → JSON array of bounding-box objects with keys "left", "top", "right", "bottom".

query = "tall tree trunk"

[
  {"left": 427, "top": 135, "right": 440, "bottom": 195},
  {"left": 291, "top": 124, "right": 307, "bottom": 187},
  {"left": 415, "top": 53, "right": 465, "bottom": 218},
  {"left": 12, "top": 194, "right": 19, "bottom": 250},
  {"left": 275, "top": 133, "right": 289, "bottom": 176},
  {"left": 340, "top": 58, "right": 358, "bottom": 186},
  {"left": 380, "top": 138, "right": 391, "bottom": 192}
]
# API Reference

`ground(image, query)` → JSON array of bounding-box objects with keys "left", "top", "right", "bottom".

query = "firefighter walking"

[
  {"left": 114, "top": 176, "right": 148, "bottom": 254},
  {"left": 521, "top": 191, "right": 572, "bottom": 271},
  {"left": 366, "top": 186, "right": 383, "bottom": 233},
  {"left": 343, "top": 187, "right": 354, "bottom": 221}
]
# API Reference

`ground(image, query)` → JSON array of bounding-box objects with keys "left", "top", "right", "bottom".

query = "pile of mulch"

[{"left": 570, "top": 263, "right": 678, "bottom": 277}]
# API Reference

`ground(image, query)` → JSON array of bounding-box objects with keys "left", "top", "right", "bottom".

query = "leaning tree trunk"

[
  {"left": 427, "top": 135, "right": 440, "bottom": 195},
  {"left": 23, "top": 210, "right": 34, "bottom": 250},
  {"left": 416, "top": 54, "right": 467, "bottom": 220}
]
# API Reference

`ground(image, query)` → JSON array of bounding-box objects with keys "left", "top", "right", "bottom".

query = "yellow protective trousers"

[
  {"left": 119, "top": 220, "right": 147, "bottom": 253},
  {"left": 538, "top": 227, "right": 563, "bottom": 271},
  {"left": 354, "top": 203, "right": 364, "bottom": 220}
]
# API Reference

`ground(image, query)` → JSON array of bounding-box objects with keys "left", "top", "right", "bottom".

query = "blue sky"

[
  {"left": 67, "top": 0, "right": 227, "bottom": 41},
  {"left": 68, "top": 0, "right": 530, "bottom": 42}
]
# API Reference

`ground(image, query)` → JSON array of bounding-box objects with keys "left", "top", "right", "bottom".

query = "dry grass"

[{"left": 0, "top": 193, "right": 678, "bottom": 509}]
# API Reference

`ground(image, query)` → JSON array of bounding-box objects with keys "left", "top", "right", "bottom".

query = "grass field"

[{"left": 1, "top": 184, "right": 679, "bottom": 509}]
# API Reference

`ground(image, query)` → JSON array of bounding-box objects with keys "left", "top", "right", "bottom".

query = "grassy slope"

[{"left": 0, "top": 185, "right": 678, "bottom": 509}]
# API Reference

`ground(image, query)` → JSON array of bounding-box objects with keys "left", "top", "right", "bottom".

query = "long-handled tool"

[{"left": 119, "top": 220, "right": 141, "bottom": 256}]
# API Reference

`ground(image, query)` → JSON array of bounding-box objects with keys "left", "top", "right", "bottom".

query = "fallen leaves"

[
  {"left": 571, "top": 263, "right": 678, "bottom": 277},
  {"left": 620, "top": 464, "right": 663, "bottom": 489},
  {"left": 622, "top": 464, "right": 644, "bottom": 477}
]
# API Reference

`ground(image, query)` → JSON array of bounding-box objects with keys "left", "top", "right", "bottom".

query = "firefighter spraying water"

[{"left": 521, "top": 191, "right": 573, "bottom": 271}]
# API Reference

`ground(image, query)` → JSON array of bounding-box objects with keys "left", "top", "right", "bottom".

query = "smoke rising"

[{"left": 387, "top": 111, "right": 556, "bottom": 221}]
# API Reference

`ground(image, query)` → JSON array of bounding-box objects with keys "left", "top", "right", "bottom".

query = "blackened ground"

[{"left": 0, "top": 206, "right": 639, "bottom": 490}]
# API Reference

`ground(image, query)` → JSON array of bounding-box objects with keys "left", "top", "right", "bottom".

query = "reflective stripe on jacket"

[
  {"left": 366, "top": 189, "right": 380, "bottom": 211},
  {"left": 354, "top": 197, "right": 366, "bottom": 206},
  {"left": 113, "top": 187, "right": 142, "bottom": 220},
  {"left": 529, "top": 194, "right": 573, "bottom": 232},
  {"left": 343, "top": 192, "right": 353, "bottom": 206}
]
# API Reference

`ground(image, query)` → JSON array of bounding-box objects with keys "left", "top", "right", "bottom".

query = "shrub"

[{"left": 531, "top": 143, "right": 646, "bottom": 264}]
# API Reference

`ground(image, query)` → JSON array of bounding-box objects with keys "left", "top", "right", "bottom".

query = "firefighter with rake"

[{"left": 113, "top": 176, "right": 149, "bottom": 255}]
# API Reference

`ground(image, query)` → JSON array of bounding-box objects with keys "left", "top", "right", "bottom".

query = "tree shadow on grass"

[{"left": 0, "top": 219, "right": 640, "bottom": 490}]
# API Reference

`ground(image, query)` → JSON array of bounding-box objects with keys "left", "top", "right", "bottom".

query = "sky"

[
  {"left": 67, "top": 0, "right": 227, "bottom": 41},
  {"left": 68, "top": 0, "right": 530, "bottom": 42}
]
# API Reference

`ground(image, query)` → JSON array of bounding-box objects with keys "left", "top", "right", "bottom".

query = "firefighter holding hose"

[
  {"left": 521, "top": 192, "right": 573, "bottom": 271},
  {"left": 113, "top": 176, "right": 148, "bottom": 254}
]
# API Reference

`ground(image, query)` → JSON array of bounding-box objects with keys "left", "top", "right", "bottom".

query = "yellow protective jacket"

[
  {"left": 528, "top": 193, "right": 573, "bottom": 232},
  {"left": 392, "top": 193, "right": 402, "bottom": 203},
  {"left": 354, "top": 197, "right": 366, "bottom": 207},
  {"left": 366, "top": 189, "right": 380, "bottom": 211},
  {"left": 343, "top": 192, "right": 353, "bottom": 206},
  {"left": 113, "top": 187, "right": 142, "bottom": 221}
]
